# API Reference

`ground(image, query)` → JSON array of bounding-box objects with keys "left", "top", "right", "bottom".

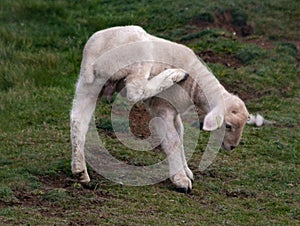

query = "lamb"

[{"left": 70, "top": 26, "right": 249, "bottom": 192}]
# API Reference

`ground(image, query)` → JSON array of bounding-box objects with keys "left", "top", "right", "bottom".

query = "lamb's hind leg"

[
  {"left": 70, "top": 77, "right": 102, "bottom": 183},
  {"left": 126, "top": 68, "right": 188, "bottom": 102},
  {"left": 174, "top": 114, "right": 194, "bottom": 182},
  {"left": 149, "top": 103, "right": 192, "bottom": 193}
]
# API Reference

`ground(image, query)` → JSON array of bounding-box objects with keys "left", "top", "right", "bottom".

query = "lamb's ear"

[{"left": 203, "top": 110, "right": 224, "bottom": 131}]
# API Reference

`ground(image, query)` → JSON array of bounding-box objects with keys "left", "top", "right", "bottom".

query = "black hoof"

[
  {"left": 183, "top": 73, "right": 189, "bottom": 81},
  {"left": 73, "top": 171, "right": 90, "bottom": 184},
  {"left": 74, "top": 171, "right": 85, "bottom": 180},
  {"left": 176, "top": 186, "right": 191, "bottom": 194}
]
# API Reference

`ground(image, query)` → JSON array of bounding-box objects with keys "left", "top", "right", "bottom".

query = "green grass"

[{"left": 0, "top": 0, "right": 299, "bottom": 225}]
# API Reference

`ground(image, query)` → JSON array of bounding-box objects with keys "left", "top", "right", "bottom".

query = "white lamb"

[{"left": 70, "top": 26, "right": 249, "bottom": 193}]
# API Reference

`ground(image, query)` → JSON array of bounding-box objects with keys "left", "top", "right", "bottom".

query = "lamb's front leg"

[
  {"left": 150, "top": 105, "right": 192, "bottom": 193},
  {"left": 70, "top": 78, "right": 101, "bottom": 183},
  {"left": 126, "top": 68, "right": 188, "bottom": 102}
]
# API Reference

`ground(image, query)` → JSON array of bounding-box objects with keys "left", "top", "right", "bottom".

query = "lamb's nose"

[{"left": 230, "top": 146, "right": 236, "bottom": 150}]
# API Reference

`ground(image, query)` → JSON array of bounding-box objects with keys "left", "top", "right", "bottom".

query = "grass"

[{"left": 0, "top": 0, "right": 299, "bottom": 225}]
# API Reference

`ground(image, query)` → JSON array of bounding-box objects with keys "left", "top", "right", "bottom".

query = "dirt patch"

[
  {"left": 224, "top": 189, "right": 257, "bottom": 198},
  {"left": 242, "top": 37, "right": 275, "bottom": 50},
  {"left": 0, "top": 173, "right": 118, "bottom": 226},
  {"left": 0, "top": 174, "right": 109, "bottom": 209},
  {"left": 129, "top": 103, "right": 151, "bottom": 139},
  {"left": 96, "top": 102, "right": 152, "bottom": 140},
  {"left": 189, "top": 10, "right": 278, "bottom": 51},
  {"left": 198, "top": 49, "right": 243, "bottom": 68},
  {"left": 191, "top": 10, "right": 254, "bottom": 38}
]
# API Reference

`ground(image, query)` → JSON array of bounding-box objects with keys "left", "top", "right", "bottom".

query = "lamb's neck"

[{"left": 182, "top": 70, "right": 227, "bottom": 113}]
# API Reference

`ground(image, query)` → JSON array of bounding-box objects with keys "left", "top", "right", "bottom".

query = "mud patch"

[
  {"left": 190, "top": 9, "right": 253, "bottom": 37},
  {"left": 1, "top": 173, "right": 111, "bottom": 210},
  {"left": 129, "top": 103, "right": 151, "bottom": 139},
  {"left": 198, "top": 49, "right": 242, "bottom": 68},
  {"left": 224, "top": 189, "right": 257, "bottom": 198},
  {"left": 188, "top": 9, "right": 282, "bottom": 52}
]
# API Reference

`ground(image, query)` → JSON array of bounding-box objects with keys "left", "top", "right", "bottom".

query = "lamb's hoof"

[
  {"left": 73, "top": 171, "right": 90, "bottom": 184},
  {"left": 177, "top": 73, "right": 189, "bottom": 84},
  {"left": 171, "top": 172, "right": 193, "bottom": 194},
  {"left": 183, "top": 73, "right": 189, "bottom": 81},
  {"left": 170, "top": 69, "right": 189, "bottom": 83},
  {"left": 185, "top": 167, "right": 194, "bottom": 182},
  {"left": 176, "top": 186, "right": 192, "bottom": 194}
]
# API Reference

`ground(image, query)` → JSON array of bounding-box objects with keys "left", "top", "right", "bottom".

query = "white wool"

[
  {"left": 70, "top": 26, "right": 250, "bottom": 192},
  {"left": 256, "top": 114, "right": 264, "bottom": 126},
  {"left": 247, "top": 113, "right": 274, "bottom": 127},
  {"left": 247, "top": 114, "right": 257, "bottom": 125}
]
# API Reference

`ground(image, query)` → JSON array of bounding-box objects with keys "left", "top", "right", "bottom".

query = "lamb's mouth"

[{"left": 222, "top": 142, "right": 237, "bottom": 151}]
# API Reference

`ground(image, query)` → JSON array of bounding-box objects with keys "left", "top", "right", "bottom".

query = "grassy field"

[{"left": 0, "top": 0, "right": 299, "bottom": 225}]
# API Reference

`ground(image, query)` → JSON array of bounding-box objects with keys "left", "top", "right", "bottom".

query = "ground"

[{"left": 0, "top": 0, "right": 299, "bottom": 225}]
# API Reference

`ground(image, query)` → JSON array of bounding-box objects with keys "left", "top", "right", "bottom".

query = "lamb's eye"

[{"left": 225, "top": 124, "right": 232, "bottom": 130}]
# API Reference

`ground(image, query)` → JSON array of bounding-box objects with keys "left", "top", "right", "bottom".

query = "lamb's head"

[
  {"left": 222, "top": 95, "right": 249, "bottom": 150},
  {"left": 202, "top": 94, "right": 249, "bottom": 151}
]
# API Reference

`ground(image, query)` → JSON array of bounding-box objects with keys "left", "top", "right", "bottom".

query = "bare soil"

[
  {"left": 198, "top": 49, "right": 242, "bottom": 68},
  {"left": 129, "top": 103, "right": 151, "bottom": 139},
  {"left": 191, "top": 10, "right": 254, "bottom": 38}
]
